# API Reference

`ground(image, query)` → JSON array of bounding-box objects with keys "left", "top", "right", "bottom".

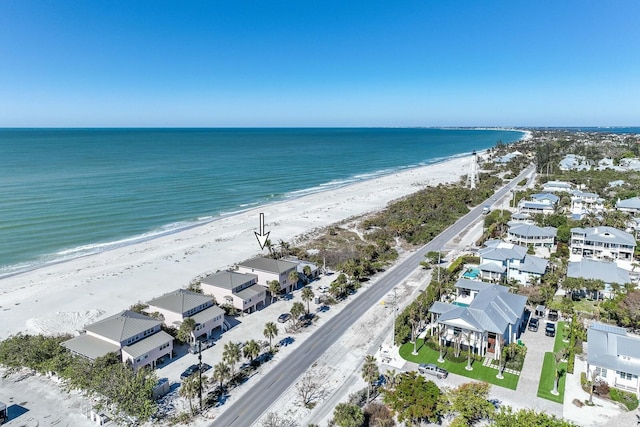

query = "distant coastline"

[{"left": 0, "top": 128, "right": 525, "bottom": 278}]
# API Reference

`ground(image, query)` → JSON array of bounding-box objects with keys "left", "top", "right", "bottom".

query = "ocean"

[{"left": 0, "top": 128, "right": 524, "bottom": 277}]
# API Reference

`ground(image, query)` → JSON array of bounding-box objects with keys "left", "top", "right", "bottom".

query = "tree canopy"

[{"left": 382, "top": 371, "right": 440, "bottom": 426}]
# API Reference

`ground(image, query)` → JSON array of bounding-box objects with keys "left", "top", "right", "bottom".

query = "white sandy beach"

[{"left": 0, "top": 154, "right": 476, "bottom": 341}]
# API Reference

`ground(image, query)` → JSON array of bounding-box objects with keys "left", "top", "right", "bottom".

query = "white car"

[{"left": 318, "top": 285, "right": 329, "bottom": 293}]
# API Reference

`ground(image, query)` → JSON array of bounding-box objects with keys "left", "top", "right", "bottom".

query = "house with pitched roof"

[
  {"left": 61, "top": 310, "right": 174, "bottom": 370},
  {"left": 567, "top": 259, "right": 631, "bottom": 299},
  {"left": 569, "top": 226, "right": 636, "bottom": 270},
  {"left": 507, "top": 223, "right": 557, "bottom": 249},
  {"left": 587, "top": 322, "right": 640, "bottom": 397},
  {"left": 237, "top": 257, "right": 299, "bottom": 293},
  {"left": 478, "top": 240, "right": 548, "bottom": 285},
  {"left": 542, "top": 180, "right": 573, "bottom": 193},
  {"left": 570, "top": 191, "right": 604, "bottom": 217},
  {"left": 616, "top": 197, "right": 640, "bottom": 215},
  {"left": 146, "top": 289, "right": 225, "bottom": 342},
  {"left": 517, "top": 193, "right": 559, "bottom": 216},
  {"left": 200, "top": 271, "right": 266, "bottom": 313},
  {"left": 428, "top": 279, "right": 527, "bottom": 360}
]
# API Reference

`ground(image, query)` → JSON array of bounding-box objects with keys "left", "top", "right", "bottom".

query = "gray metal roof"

[
  {"left": 567, "top": 259, "right": 630, "bottom": 285},
  {"left": 201, "top": 271, "right": 258, "bottom": 290},
  {"left": 479, "top": 242, "right": 527, "bottom": 263},
  {"left": 235, "top": 284, "right": 266, "bottom": 300},
  {"left": 588, "top": 323, "right": 640, "bottom": 376},
  {"left": 432, "top": 284, "right": 526, "bottom": 335},
  {"left": 61, "top": 333, "right": 120, "bottom": 360},
  {"left": 429, "top": 301, "right": 458, "bottom": 315},
  {"left": 570, "top": 226, "right": 636, "bottom": 246},
  {"left": 191, "top": 304, "right": 225, "bottom": 325},
  {"left": 519, "top": 255, "right": 548, "bottom": 275},
  {"left": 519, "top": 201, "right": 555, "bottom": 210},
  {"left": 617, "top": 197, "right": 640, "bottom": 210},
  {"left": 508, "top": 223, "right": 557, "bottom": 239},
  {"left": 123, "top": 330, "right": 173, "bottom": 359},
  {"left": 479, "top": 262, "right": 506, "bottom": 273},
  {"left": 85, "top": 310, "right": 162, "bottom": 343},
  {"left": 454, "top": 278, "right": 493, "bottom": 292},
  {"left": 591, "top": 322, "right": 627, "bottom": 335},
  {"left": 238, "top": 257, "right": 298, "bottom": 274},
  {"left": 531, "top": 193, "right": 560, "bottom": 203},
  {"left": 147, "top": 289, "right": 214, "bottom": 315}
]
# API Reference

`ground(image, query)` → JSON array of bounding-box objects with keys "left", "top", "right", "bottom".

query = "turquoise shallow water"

[{"left": 0, "top": 128, "right": 524, "bottom": 276}]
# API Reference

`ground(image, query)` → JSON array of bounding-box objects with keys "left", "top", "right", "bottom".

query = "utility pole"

[{"left": 198, "top": 340, "right": 203, "bottom": 413}]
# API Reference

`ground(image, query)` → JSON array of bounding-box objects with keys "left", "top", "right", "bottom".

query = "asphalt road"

[{"left": 211, "top": 164, "right": 535, "bottom": 427}]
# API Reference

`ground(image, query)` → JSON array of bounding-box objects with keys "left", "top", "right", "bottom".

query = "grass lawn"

[
  {"left": 553, "top": 321, "right": 568, "bottom": 353},
  {"left": 573, "top": 299, "right": 598, "bottom": 314},
  {"left": 399, "top": 339, "right": 519, "bottom": 390},
  {"left": 537, "top": 351, "right": 567, "bottom": 403}
]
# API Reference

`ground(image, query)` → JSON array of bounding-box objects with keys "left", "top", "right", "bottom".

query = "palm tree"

[
  {"left": 464, "top": 331, "right": 473, "bottom": 371},
  {"left": 179, "top": 373, "right": 199, "bottom": 415},
  {"left": 288, "top": 270, "right": 300, "bottom": 291},
  {"left": 177, "top": 317, "right": 196, "bottom": 343},
  {"left": 263, "top": 322, "right": 278, "bottom": 350},
  {"left": 382, "top": 369, "right": 397, "bottom": 390},
  {"left": 290, "top": 301, "right": 305, "bottom": 329},
  {"left": 303, "top": 265, "right": 312, "bottom": 280},
  {"left": 409, "top": 304, "right": 420, "bottom": 355},
  {"left": 212, "top": 361, "right": 230, "bottom": 390},
  {"left": 278, "top": 239, "right": 290, "bottom": 258},
  {"left": 223, "top": 342, "right": 242, "bottom": 379},
  {"left": 361, "top": 355, "right": 379, "bottom": 403},
  {"left": 268, "top": 280, "right": 281, "bottom": 303},
  {"left": 301, "top": 286, "right": 314, "bottom": 314},
  {"left": 551, "top": 349, "right": 565, "bottom": 395},
  {"left": 496, "top": 337, "right": 507, "bottom": 379},
  {"left": 437, "top": 325, "right": 446, "bottom": 363},
  {"left": 264, "top": 239, "right": 274, "bottom": 257},
  {"left": 243, "top": 339, "right": 261, "bottom": 365}
]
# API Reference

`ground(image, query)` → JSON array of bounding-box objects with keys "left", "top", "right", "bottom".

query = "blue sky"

[{"left": 1, "top": 1, "right": 638, "bottom": 127}]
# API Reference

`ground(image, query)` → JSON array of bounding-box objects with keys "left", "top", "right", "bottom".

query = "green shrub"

[
  {"left": 609, "top": 388, "right": 639, "bottom": 411},
  {"left": 580, "top": 372, "right": 587, "bottom": 388},
  {"left": 446, "top": 354, "right": 467, "bottom": 364}
]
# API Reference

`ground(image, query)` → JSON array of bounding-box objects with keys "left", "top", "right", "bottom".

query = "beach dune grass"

[
  {"left": 399, "top": 339, "right": 518, "bottom": 390},
  {"left": 537, "top": 351, "right": 567, "bottom": 403}
]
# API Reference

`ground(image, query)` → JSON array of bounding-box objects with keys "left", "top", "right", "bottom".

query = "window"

[
  {"left": 595, "top": 367, "right": 608, "bottom": 378},
  {"left": 618, "top": 371, "right": 633, "bottom": 380}
]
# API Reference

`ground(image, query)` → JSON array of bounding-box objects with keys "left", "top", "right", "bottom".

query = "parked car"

[
  {"left": 180, "top": 363, "right": 212, "bottom": 380},
  {"left": 278, "top": 313, "right": 291, "bottom": 323},
  {"left": 188, "top": 338, "right": 215, "bottom": 354},
  {"left": 548, "top": 309, "right": 559, "bottom": 321},
  {"left": 318, "top": 285, "right": 329, "bottom": 293},
  {"left": 418, "top": 363, "right": 448, "bottom": 379},
  {"left": 545, "top": 322, "right": 556, "bottom": 337},
  {"left": 528, "top": 317, "right": 539, "bottom": 332}
]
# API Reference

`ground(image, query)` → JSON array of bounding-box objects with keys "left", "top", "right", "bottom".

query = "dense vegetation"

[{"left": 0, "top": 334, "right": 157, "bottom": 421}]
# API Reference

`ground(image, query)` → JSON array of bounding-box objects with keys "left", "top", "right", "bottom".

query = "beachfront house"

[
  {"left": 567, "top": 259, "right": 631, "bottom": 300},
  {"left": 428, "top": 280, "right": 527, "bottom": 360},
  {"left": 587, "top": 322, "right": 640, "bottom": 397},
  {"left": 237, "top": 257, "right": 299, "bottom": 293},
  {"left": 200, "top": 270, "right": 266, "bottom": 313},
  {"left": 146, "top": 289, "right": 225, "bottom": 342},
  {"left": 507, "top": 223, "right": 557, "bottom": 249},
  {"left": 569, "top": 226, "right": 636, "bottom": 270},
  {"left": 478, "top": 240, "right": 548, "bottom": 285},
  {"left": 616, "top": 197, "right": 640, "bottom": 216},
  {"left": 542, "top": 180, "right": 573, "bottom": 193},
  {"left": 61, "top": 310, "right": 174, "bottom": 370}
]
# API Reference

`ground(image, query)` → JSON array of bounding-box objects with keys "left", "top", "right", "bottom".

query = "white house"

[
  {"left": 567, "top": 259, "right": 631, "bottom": 299},
  {"left": 569, "top": 226, "right": 636, "bottom": 270},
  {"left": 146, "top": 289, "right": 225, "bottom": 342},
  {"left": 542, "top": 181, "right": 573, "bottom": 193},
  {"left": 200, "top": 271, "right": 266, "bottom": 313},
  {"left": 62, "top": 310, "right": 174, "bottom": 370},
  {"left": 478, "top": 240, "right": 548, "bottom": 285},
  {"left": 587, "top": 322, "right": 640, "bottom": 397},
  {"left": 570, "top": 191, "right": 604, "bottom": 216},
  {"left": 237, "top": 257, "right": 299, "bottom": 293},
  {"left": 517, "top": 193, "right": 559, "bottom": 216},
  {"left": 428, "top": 280, "right": 527, "bottom": 360},
  {"left": 507, "top": 223, "right": 557, "bottom": 249},
  {"left": 616, "top": 197, "right": 640, "bottom": 216}
]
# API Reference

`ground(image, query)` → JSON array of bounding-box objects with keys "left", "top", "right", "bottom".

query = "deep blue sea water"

[{"left": 0, "top": 128, "right": 525, "bottom": 277}]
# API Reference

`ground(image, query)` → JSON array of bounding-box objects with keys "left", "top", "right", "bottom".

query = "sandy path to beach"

[{"left": 0, "top": 155, "right": 474, "bottom": 340}]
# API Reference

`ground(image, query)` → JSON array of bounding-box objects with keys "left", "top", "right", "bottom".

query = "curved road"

[{"left": 211, "top": 164, "right": 535, "bottom": 426}]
